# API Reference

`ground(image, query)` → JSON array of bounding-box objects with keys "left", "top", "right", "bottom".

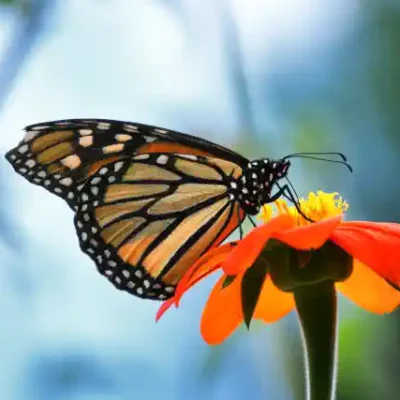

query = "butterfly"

[{"left": 5, "top": 119, "right": 351, "bottom": 300}]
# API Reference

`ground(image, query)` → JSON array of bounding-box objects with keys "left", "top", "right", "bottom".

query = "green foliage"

[{"left": 241, "top": 259, "right": 268, "bottom": 328}]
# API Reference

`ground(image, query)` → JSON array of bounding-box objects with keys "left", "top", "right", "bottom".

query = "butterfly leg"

[
  {"left": 237, "top": 206, "right": 244, "bottom": 240},
  {"left": 271, "top": 184, "right": 314, "bottom": 222}
]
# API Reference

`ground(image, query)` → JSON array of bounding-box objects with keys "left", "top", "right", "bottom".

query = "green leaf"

[
  {"left": 241, "top": 256, "right": 268, "bottom": 329},
  {"left": 221, "top": 274, "right": 236, "bottom": 289}
]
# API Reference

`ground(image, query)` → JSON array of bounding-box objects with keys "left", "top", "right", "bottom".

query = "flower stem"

[{"left": 294, "top": 281, "right": 338, "bottom": 400}]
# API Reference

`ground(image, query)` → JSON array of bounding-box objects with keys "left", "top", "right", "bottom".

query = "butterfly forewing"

[
  {"left": 74, "top": 153, "right": 245, "bottom": 299},
  {"left": 5, "top": 119, "right": 248, "bottom": 209}
]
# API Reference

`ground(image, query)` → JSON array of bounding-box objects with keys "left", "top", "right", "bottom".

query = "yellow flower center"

[{"left": 260, "top": 191, "right": 348, "bottom": 226}]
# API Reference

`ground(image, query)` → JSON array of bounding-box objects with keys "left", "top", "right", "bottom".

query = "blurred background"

[{"left": 0, "top": 0, "right": 399, "bottom": 399}]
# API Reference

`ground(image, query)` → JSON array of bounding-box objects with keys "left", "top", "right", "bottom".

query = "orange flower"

[{"left": 157, "top": 192, "right": 400, "bottom": 345}]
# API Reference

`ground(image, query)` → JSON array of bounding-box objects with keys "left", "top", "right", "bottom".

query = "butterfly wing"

[
  {"left": 5, "top": 119, "right": 248, "bottom": 209},
  {"left": 74, "top": 153, "right": 245, "bottom": 299}
]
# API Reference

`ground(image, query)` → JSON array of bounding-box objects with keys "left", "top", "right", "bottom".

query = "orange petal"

[
  {"left": 253, "top": 276, "right": 295, "bottom": 322},
  {"left": 222, "top": 214, "right": 295, "bottom": 275},
  {"left": 156, "top": 298, "right": 175, "bottom": 322},
  {"left": 200, "top": 273, "right": 244, "bottom": 345},
  {"left": 174, "top": 242, "right": 236, "bottom": 306},
  {"left": 273, "top": 215, "right": 343, "bottom": 250},
  {"left": 336, "top": 259, "right": 400, "bottom": 314},
  {"left": 332, "top": 222, "right": 400, "bottom": 285}
]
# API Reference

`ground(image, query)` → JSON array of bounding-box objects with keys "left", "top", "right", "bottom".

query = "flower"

[{"left": 157, "top": 191, "right": 400, "bottom": 345}]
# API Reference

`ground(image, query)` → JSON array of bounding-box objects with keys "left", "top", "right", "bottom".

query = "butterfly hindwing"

[
  {"left": 5, "top": 119, "right": 248, "bottom": 209},
  {"left": 74, "top": 153, "right": 245, "bottom": 299}
]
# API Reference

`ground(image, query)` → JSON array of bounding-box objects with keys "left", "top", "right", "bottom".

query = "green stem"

[{"left": 294, "top": 281, "right": 338, "bottom": 400}]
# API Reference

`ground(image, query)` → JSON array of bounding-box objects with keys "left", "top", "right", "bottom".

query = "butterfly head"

[{"left": 231, "top": 158, "right": 291, "bottom": 215}]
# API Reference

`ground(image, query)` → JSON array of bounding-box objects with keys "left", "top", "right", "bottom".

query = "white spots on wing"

[
  {"left": 91, "top": 177, "right": 101, "bottom": 185},
  {"left": 105, "top": 270, "right": 113, "bottom": 276},
  {"left": 108, "top": 260, "right": 117, "bottom": 267},
  {"left": 252, "top": 173, "right": 257, "bottom": 179},
  {"left": 79, "top": 129, "right": 92, "bottom": 136},
  {"left": 79, "top": 136, "right": 93, "bottom": 147},
  {"left": 229, "top": 193, "right": 235, "bottom": 201},
  {"left": 60, "top": 177, "right": 73, "bottom": 186},
  {"left": 25, "top": 159, "right": 36, "bottom": 168},
  {"left": 123, "top": 124, "right": 139, "bottom": 132},
  {"left": 179, "top": 154, "right": 198, "bottom": 161},
  {"left": 122, "top": 270, "right": 130, "bottom": 278},
  {"left": 165, "top": 286, "right": 175, "bottom": 293},
  {"left": 90, "top": 238, "right": 98, "bottom": 247},
  {"left": 44, "top": 180, "right": 51, "bottom": 186},
  {"left": 24, "top": 130, "right": 38, "bottom": 142},
  {"left": 99, "top": 167, "right": 108, "bottom": 175},
  {"left": 54, "top": 187, "right": 62, "bottom": 194},
  {"left": 31, "top": 125, "right": 50, "bottom": 131},
  {"left": 115, "top": 134, "right": 132, "bottom": 142},
  {"left": 115, "top": 277, "right": 122, "bottom": 285},
  {"left": 54, "top": 174, "right": 61, "bottom": 180},
  {"left": 19, "top": 167, "right": 28, "bottom": 174},
  {"left": 103, "top": 143, "right": 124, "bottom": 154},
  {"left": 38, "top": 171, "right": 46, "bottom": 178},
  {"left": 114, "top": 161, "right": 124, "bottom": 172},
  {"left": 143, "top": 280, "right": 150, "bottom": 288},
  {"left": 153, "top": 128, "right": 167, "bottom": 134},
  {"left": 81, "top": 232, "right": 88, "bottom": 241},
  {"left": 83, "top": 213, "right": 90, "bottom": 222},
  {"left": 144, "top": 136, "right": 157, "bottom": 143},
  {"left": 136, "top": 287, "right": 144, "bottom": 295},
  {"left": 156, "top": 154, "right": 168, "bottom": 165},
  {"left": 230, "top": 181, "right": 237, "bottom": 189},
  {"left": 91, "top": 186, "right": 99, "bottom": 196},
  {"left": 269, "top": 173, "right": 273, "bottom": 181},
  {"left": 97, "top": 122, "right": 111, "bottom": 130},
  {"left": 134, "top": 269, "right": 142, "bottom": 278},
  {"left": 76, "top": 221, "right": 83, "bottom": 229},
  {"left": 108, "top": 176, "right": 116, "bottom": 183},
  {"left": 61, "top": 154, "right": 82, "bottom": 169},
  {"left": 67, "top": 192, "right": 74, "bottom": 199},
  {"left": 156, "top": 155, "right": 168, "bottom": 165},
  {"left": 127, "top": 282, "right": 135, "bottom": 289},
  {"left": 18, "top": 144, "right": 28, "bottom": 154},
  {"left": 134, "top": 154, "right": 150, "bottom": 160},
  {"left": 81, "top": 193, "right": 89, "bottom": 202},
  {"left": 8, "top": 154, "right": 16, "bottom": 160}
]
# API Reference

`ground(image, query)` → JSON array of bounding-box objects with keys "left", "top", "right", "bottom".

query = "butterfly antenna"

[
  {"left": 284, "top": 151, "right": 347, "bottom": 161},
  {"left": 283, "top": 154, "right": 353, "bottom": 172}
]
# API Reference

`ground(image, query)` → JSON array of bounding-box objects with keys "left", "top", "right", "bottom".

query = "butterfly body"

[{"left": 5, "top": 119, "right": 291, "bottom": 300}]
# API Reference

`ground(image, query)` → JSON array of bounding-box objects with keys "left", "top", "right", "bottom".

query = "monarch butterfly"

[{"left": 5, "top": 119, "right": 351, "bottom": 300}]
